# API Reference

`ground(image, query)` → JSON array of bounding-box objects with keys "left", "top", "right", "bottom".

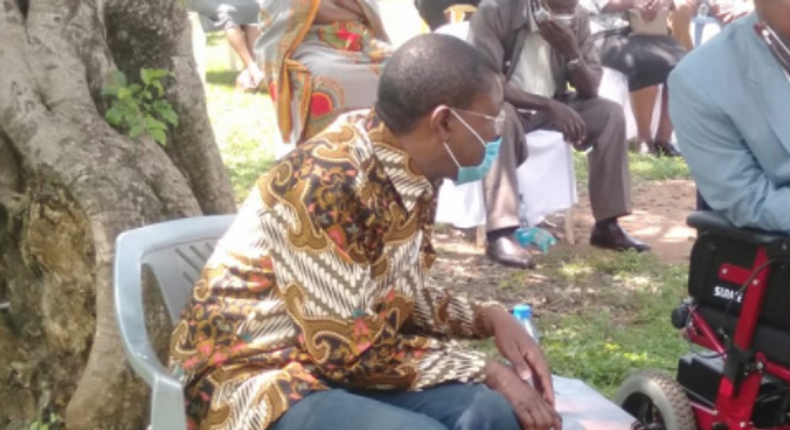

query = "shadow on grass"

[
  {"left": 207, "top": 70, "right": 238, "bottom": 88},
  {"left": 206, "top": 70, "right": 273, "bottom": 95},
  {"left": 466, "top": 248, "right": 689, "bottom": 398}
]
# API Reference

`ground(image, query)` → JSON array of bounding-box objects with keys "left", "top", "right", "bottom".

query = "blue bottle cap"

[{"left": 513, "top": 304, "right": 532, "bottom": 320}]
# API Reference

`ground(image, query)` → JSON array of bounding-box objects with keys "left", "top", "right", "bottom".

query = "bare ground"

[{"left": 431, "top": 179, "right": 697, "bottom": 312}]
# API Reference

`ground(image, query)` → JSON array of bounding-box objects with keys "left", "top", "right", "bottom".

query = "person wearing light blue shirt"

[{"left": 668, "top": 0, "right": 790, "bottom": 233}]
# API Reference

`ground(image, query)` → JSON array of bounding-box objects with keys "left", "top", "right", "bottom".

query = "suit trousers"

[{"left": 483, "top": 95, "right": 632, "bottom": 233}]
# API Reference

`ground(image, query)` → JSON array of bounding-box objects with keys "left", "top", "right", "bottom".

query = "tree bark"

[{"left": 0, "top": 0, "right": 236, "bottom": 429}]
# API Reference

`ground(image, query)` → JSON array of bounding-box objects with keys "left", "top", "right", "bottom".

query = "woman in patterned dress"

[{"left": 255, "top": 0, "right": 392, "bottom": 145}]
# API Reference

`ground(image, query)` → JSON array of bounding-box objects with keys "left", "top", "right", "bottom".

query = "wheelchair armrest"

[{"left": 687, "top": 211, "right": 787, "bottom": 246}]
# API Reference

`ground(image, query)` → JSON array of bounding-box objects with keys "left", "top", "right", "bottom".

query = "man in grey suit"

[
  {"left": 468, "top": 0, "right": 649, "bottom": 269},
  {"left": 669, "top": 0, "right": 790, "bottom": 233}
]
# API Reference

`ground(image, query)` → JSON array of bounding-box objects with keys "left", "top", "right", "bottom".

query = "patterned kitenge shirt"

[{"left": 169, "top": 110, "right": 496, "bottom": 430}]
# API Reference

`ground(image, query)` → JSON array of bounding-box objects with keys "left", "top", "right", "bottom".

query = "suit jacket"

[
  {"left": 669, "top": 13, "right": 790, "bottom": 233},
  {"left": 467, "top": 0, "right": 602, "bottom": 98}
]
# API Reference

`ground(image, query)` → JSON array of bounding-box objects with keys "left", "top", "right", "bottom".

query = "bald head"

[{"left": 376, "top": 34, "right": 500, "bottom": 134}]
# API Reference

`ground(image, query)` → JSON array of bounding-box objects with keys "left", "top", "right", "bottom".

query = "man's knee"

[
  {"left": 455, "top": 385, "right": 520, "bottom": 430},
  {"left": 583, "top": 97, "right": 626, "bottom": 139}
]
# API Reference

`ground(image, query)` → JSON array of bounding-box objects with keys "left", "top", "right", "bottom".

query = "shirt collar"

[{"left": 364, "top": 110, "right": 435, "bottom": 212}]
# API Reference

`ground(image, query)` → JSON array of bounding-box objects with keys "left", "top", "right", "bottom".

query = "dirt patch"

[
  {"left": 431, "top": 179, "right": 697, "bottom": 310},
  {"left": 567, "top": 179, "right": 698, "bottom": 264}
]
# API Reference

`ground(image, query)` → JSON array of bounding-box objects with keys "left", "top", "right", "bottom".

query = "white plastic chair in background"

[{"left": 598, "top": 67, "right": 664, "bottom": 143}]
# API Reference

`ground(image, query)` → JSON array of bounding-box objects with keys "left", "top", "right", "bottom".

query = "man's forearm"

[
  {"left": 504, "top": 82, "right": 555, "bottom": 111},
  {"left": 569, "top": 59, "right": 601, "bottom": 99}
]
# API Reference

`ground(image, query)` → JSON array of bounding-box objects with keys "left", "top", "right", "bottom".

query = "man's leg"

[
  {"left": 358, "top": 383, "right": 521, "bottom": 430},
  {"left": 482, "top": 102, "right": 535, "bottom": 269},
  {"left": 268, "top": 389, "right": 449, "bottom": 430},
  {"left": 565, "top": 96, "right": 651, "bottom": 252}
]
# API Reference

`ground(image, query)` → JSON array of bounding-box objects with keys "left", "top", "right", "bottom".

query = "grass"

[
  {"left": 539, "top": 251, "right": 688, "bottom": 398},
  {"left": 470, "top": 250, "right": 690, "bottom": 398},
  {"left": 203, "top": 33, "right": 278, "bottom": 202},
  {"left": 573, "top": 149, "right": 690, "bottom": 189}
]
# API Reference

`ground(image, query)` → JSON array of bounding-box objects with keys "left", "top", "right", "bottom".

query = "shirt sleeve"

[
  {"left": 405, "top": 225, "right": 506, "bottom": 339},
  {"left": 467, "top": 0, "right": 509, "bottom": 74},
  {"left": 669, "top": 67, "right": 790, "bottom": 234},
  {"left": 576, "top": 8, "right": 603, "bottom": 75}
]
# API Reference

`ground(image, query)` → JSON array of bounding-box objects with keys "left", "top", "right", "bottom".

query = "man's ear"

[{"left": 430, "top": 106, "right": 453, "bottom": 144}]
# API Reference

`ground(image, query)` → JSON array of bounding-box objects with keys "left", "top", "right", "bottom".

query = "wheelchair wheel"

[{"left": 615, "top": 370, "right": 697, "bottom": 430}]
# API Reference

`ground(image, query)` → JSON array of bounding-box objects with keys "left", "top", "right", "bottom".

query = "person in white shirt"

[{"left": 468, "top": 0, "right": 650, "bottom": 269}]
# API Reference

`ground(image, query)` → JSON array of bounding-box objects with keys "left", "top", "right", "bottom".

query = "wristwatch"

[{"left": 567, "top": 58, "right": 582, "bottom": 71}]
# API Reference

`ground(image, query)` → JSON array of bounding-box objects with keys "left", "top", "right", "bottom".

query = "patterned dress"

[
  {"left": 255, "top": 0, "right": 391, "bottom": 145},
  {"left": 169, "top": 110, "right": 497, "bottom": 430}
]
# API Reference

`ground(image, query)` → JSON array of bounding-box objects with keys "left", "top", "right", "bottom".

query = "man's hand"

[
  {"left": 538, "top": 20, "right": 581, "bottom": 60},
  {"left": 485, "top": 306, "right": 556, "bottom": 407},
  {"left": 314, "top": 0, "right": 365, "bottom": 24},
  {"left": 637, "top": 0, "right": 660, "bottom": 22},
  {"left": 546, "top": 100, "right": 586, "bottom": 145},
  {"left": 485, "top": 360, "right": 563, "bottom": 430}
]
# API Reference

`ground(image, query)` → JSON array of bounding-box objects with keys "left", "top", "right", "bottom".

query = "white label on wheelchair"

[{"left": 713, "top": 285, "right": 743, "bottom": 303}]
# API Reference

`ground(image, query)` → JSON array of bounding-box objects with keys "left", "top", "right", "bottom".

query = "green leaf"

[
  {"left": 142, "top": 90, "right": 153, "bottom": 101},
  {"left": 151, "top": 128, "right": 167, "bottom": 146},
  {"left": 140, "top": 68, "right": 152, "bottom": 85},
  {"left": 128, "top": 83, "right": 142, "bottom": 94},
  {"left": 147, "top": 68, "right": 172, "bottom": 80},
  {"left": 110, "top": 70, "right": 127, "bottom": 87},
  {"left": 129, "top": 123, "right": 146, "bottom": 138},
  {"left": 145, "top": 116, "right": 167, "bottom": 131},
  {"left": 101, "top": 85, "right": 119, "bottom": 97},
  {"left": 105, "top": 106, "right": 123, "bottom": 126},
  {"left": 153, "top": 81, "right": 165, "bottom": 97},
  {"left": 117, "top": 87, "right": 133, "bottom": 100},
  {"left": 156, "top": 103, "right": 178, "bottom": 126}
]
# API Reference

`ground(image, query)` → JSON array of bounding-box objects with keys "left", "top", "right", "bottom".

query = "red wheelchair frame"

[
  {"left": 684, "top": 244, "right": 790, "bottom": 430},
  {"left": 616, "top": 208, "right": 790, "bottom": 430}
]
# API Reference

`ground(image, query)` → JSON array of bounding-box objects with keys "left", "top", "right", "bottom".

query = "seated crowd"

[{"left": 175, "top": 0, "right": 789, "bottom": 429}]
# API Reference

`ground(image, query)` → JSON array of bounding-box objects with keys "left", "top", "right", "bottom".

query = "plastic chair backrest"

[{"left": 113, "top": 214, "right": 236, "bottom": 430}]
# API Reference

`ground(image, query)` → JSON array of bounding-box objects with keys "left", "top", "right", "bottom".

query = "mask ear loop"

[
  {"left": 449, "top": 110, "right": 488, "bottom": 148},
  {"left": 443, "top": 141, "right": 462, "bottom": 168}
]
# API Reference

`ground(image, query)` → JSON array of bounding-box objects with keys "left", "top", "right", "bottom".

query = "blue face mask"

[{"left": 444, "top": 110, "right": 503, "bottom": 185}]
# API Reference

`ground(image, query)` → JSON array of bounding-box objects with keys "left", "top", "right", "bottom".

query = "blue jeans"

[{"left": 268, "top": 383, "right": 520, "bottom": 430}]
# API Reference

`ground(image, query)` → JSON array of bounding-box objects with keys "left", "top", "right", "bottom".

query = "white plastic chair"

[{"left": 113, "top": 215, "right": 236, "bottom": 430}]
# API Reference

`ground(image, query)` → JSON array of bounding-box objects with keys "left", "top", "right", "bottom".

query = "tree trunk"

[{"left": 0, "top": 1, "right": 236, "bottom": 429}]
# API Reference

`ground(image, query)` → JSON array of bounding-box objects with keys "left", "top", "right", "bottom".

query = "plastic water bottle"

[
  {"left": 514, "top": 226, "right": 557, "bottom": 253},
  {"left": 513, "top": 304, "right": 540, "bottom": 344}
]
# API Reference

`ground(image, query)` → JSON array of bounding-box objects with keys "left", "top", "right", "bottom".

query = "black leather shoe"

[
  {"left": 651, "top": 141, "right": 681, "bottom": 158},
  {"left": 590, "top": 223, "right": 651, "bottom": 253},
  {"left": 486, "top": 236, "right": 537, "bottom": 269}
]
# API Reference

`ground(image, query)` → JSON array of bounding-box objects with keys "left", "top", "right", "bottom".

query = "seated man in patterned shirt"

[{"left": 169, "top": 34, "right": 562, "bottom": 430}]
